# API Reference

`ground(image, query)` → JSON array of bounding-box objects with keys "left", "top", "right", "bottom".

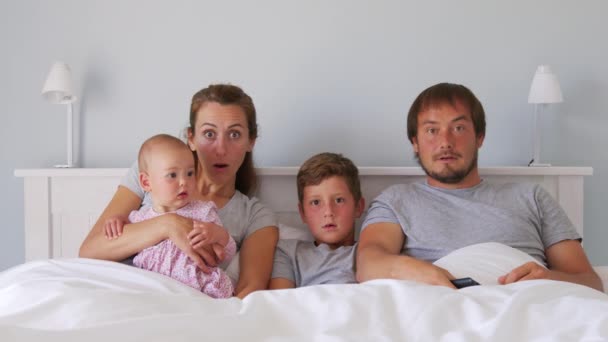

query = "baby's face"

[
  {"left": 147, "top": 146, "right": 196, "bottom": 213},
  {"left": 299, "top": 176, "right": 364, "bottom": 249}
]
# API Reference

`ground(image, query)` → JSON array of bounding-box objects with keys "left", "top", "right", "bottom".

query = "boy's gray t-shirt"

[
  {"left": 272, "top": 239, "right": 356, "bottom": 287},
  {"left": 361, "top": 180, "right": 580, "bottom": 266},
  {"left": 120, "top": 161, "right": 277, "bottom": 248}
]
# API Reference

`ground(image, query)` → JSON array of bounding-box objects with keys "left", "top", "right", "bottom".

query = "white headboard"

[{"left": 15, "top": 167, "right": 592, "bottom": 261}]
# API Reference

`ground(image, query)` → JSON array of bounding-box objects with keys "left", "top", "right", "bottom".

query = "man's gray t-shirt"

[
  {"left": 361, "top": 180, "right": 580, "bottom": 266},
  {"left": 272, "top": 239, "right": 356, "bottom": 287},
  {"left": 121, "top": 161, "right": 277, "bottom": 248}
]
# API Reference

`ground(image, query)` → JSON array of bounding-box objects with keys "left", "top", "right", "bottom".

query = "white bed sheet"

[{"left": 1, "top": 245, "right": 608, "bottom": 341}]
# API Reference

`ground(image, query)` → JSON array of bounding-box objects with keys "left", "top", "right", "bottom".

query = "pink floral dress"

[{"left": 131, "top": 200, "right": 236, "bottom": 298}]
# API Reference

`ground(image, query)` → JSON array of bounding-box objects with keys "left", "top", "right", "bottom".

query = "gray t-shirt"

[
  {"left": 121, "top": 161, "right": 277, "bottom": 248},
  {"left": 361, "top": 180, "right": 581, "bottom": 266},
  {"left": 271, "top": 239, "right": 357, "bottom": 287}
]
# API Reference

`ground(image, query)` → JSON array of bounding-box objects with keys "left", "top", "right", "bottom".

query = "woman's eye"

[
  {"left": 229, "top": 131, "right": 241, "bottom": 139},
  {"left": 203, "top": 130, "right": 215, "bottom": 139},
  {"left": 167, "top": 172, "right": 177, "bottom": 179},
  {"left": 187, "top": 170, "right": 194, "bottom": 177}
]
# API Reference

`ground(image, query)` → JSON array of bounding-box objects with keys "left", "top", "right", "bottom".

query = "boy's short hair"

[
  {"left": 297, "top": 152, "right": 361, "bottom": 203},
  {"left": 138, "top": 134, "right": 190, "bottom": 172}
]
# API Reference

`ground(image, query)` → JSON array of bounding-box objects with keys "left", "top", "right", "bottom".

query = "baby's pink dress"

[{"left": 131, "top": 200, "right": 236, "bottom": 298}]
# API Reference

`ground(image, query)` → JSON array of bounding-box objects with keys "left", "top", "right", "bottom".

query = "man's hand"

[
  {"left": 499, "top": 261, "right": 550, "bottom": 284},
  {"left": 402, "top": 257, "right": 457, "bottom": 288}
]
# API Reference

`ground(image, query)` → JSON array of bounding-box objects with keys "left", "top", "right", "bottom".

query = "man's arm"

[
  {"left": 356, "top": 223, "right": 454, "bottom": 287},
  {"left": 499, "top": 239, "right": 603, "bottom": 291}
]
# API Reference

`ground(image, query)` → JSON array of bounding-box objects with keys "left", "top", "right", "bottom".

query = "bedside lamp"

[
  {"left": 527, "top": 65, "right": 563, "bottom": 167},
  {"left": 42, "top": 62, "right": 77, "bottom": 168}
]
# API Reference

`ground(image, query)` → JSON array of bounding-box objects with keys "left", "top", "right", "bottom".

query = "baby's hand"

[
  {"left": 211, "top": 243, "right": 226, "bottom": 263},
  {"left": 188, "top": 221, "right": 229, "bottom": 248},
  {"left": 104, "top": 216, "right": 127, "bottom": 239}
]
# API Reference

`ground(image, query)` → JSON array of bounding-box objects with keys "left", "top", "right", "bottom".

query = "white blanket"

[{"left": 1, "top": 243, "right": 608, "bottom": 341}]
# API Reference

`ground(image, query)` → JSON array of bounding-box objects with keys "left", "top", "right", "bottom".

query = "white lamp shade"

[
  {"left": 42, "top": 62, "right": 77, "bottom": 104},
  {"left": 528, "top": 65, "right": 563, "bottom": 104}
]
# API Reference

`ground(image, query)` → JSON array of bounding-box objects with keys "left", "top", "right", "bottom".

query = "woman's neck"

[{"left": 196, "top": 173, "right": 236, "bottom": 207}]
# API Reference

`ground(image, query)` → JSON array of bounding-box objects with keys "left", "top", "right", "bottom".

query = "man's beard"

[{"left": 415, "top": 151, "right": 478, "bottom": 184}]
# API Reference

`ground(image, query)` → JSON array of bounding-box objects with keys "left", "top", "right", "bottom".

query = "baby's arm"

[{"left": 104, "top": 215, "right": 131, "bottom": 240}]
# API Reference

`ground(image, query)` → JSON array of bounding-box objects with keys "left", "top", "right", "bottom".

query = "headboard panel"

[{"left": 15, "top": 166, "right": 592, "bottom": 261}]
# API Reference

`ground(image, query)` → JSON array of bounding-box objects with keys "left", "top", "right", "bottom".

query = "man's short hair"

[{"left": 407, "top": 83, "right": 486, "bottom": 143}]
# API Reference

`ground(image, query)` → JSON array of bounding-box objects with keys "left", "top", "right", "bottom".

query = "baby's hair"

[
  {"left": 297, "top": 152, "right": 361, "bottom": 204},
  {"left": 138, "top": 134, "right": 191, "bottom": 172}
]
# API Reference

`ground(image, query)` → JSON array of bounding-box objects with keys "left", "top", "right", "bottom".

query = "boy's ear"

[
  {"left": 139, "top": 172, "right": 152, "bottom": 192},
  {"left": 355, "top": 197, "right": 366, "bottom": 218},
  {"left": 298, "top": 202, "right": 307, "bottom": 224}
]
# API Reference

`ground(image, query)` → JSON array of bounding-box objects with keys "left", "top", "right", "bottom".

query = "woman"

[{"left": 79, "top": 84, "right": 279, "bottom": 298}]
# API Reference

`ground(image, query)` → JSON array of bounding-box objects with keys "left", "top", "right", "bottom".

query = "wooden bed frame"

[{"left": 15, "top": 166, "right": 593, "bottom": 262}]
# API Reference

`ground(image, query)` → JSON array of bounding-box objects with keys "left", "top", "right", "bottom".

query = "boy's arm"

[
  {"left": 499, "top": 239, "right": 603, "bottom": 291},
  {"left": 269, "top": 278, "right": 295, "bottom": 290},
  {"left": 356, "top": 222, "right": 454, "bottom": 287}
]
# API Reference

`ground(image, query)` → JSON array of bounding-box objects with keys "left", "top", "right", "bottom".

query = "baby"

[{"left": 105, "top": 134, "right": 235, "bottom": 298}]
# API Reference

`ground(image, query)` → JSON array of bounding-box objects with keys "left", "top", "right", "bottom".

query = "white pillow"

[{"left": 433, "top": 242, "right": 544, "bottom": 285}]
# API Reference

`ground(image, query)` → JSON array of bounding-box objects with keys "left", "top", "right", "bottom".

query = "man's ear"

[
  {"left": 412, "top": 137, "right": 419, "bottom": 153},
  {"left": 355, "top": 197, "right": 366, "bottom": 218},
  {"left": 139, "top": 172, "right": 152, "bottom": 192},
  {"left": 476, "top": 134, "right": 485, "bottom": 149}
]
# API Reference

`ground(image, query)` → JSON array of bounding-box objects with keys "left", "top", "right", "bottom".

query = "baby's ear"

[
  {"left": 139, "top": 172, "right": 152, "bottom": 192},
  {"left": 355, "top": 197, "right": 366, "bottom": 218}
]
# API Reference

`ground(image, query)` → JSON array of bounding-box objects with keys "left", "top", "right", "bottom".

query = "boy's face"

[
  {"left": 140, "top": 145, "right": 196, "bottom": 213},
  {"left": 299, "top": 176, "right": 365, "bottom": 249}
]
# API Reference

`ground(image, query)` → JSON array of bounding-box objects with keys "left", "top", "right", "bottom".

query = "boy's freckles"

[{"left": 300, "top": 176, "right": 361, "bottom": 249}]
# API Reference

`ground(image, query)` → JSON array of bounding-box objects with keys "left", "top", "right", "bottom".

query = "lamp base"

[{"left": 54, "top": 164, "right": 75, "bottom": 168}]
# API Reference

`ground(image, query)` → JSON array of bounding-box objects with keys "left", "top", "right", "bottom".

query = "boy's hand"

[{"left": 104, "top": 216, "right": 128, "bottom": 239}]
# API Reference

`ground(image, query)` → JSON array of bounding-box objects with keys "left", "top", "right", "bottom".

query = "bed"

[{"left": 5, "top": 166, "right": 608, "bottom": 341}]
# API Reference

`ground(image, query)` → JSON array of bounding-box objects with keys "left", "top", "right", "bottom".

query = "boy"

[{"left": 269, "top": 152, "right": 365, "bottom": 289}]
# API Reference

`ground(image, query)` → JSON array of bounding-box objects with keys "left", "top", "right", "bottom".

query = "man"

[{"left": 356, "top": 82, "right": 602, "bottom": 291}]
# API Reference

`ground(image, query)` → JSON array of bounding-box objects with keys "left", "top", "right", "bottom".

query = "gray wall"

[{"left": 1, "top": 1, "right": 607, "bottom": 270}]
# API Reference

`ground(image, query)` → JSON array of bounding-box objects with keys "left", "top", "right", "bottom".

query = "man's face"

[{"left": 412, "top": 101, "right": 484, "bottom": 188}]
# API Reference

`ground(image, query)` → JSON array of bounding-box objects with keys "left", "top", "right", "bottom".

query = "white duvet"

[{"left": 1, "top": 243, "right": 608, "bottom": 341}]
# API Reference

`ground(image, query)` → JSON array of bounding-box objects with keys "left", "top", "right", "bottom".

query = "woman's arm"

[
  {"left": 234, "top": 226, "right": 279, "bottom": 298},
  {"left": 269, "top": 278, "right": 295, "bottom": 290},
  {"left": 79, "top": 186, "right": 210, "bottom": 269}
]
